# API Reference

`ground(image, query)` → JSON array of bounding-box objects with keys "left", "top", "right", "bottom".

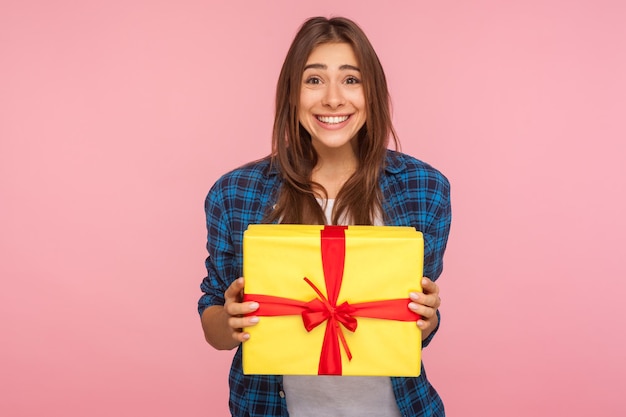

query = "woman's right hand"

[{"left": 224, "top": 277, "right": 260, "bottom": 343}]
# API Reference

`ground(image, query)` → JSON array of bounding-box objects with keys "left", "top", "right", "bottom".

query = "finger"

[
  {"left": 409, "top": 292, "right": 441, "bottom": 310},
  {"left": 235, "top": 330, "right": 258, "bottom": 343},
  {"left": 229, "top": 314, "right": 260, "bottom": 344},
  {"left": 234, "top": 331, "right": 250, "bottom": 343},
  {"left": 420, "top": 277, "right": 439, "bottom": 296},
  {"left": 225, "top": 277, "right": 245, "bottom": 302},
  {"left": 408, "top": 302, "right": 437, "bottom": 319},
  {"left": 228, "top": 314, "right": 260, "bottom": 331},
  {"left": 225, "top": 300, "right": 259, "bottom": 317}
]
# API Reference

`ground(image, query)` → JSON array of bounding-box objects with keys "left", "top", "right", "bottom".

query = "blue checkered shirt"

[{"left": 199, "top": 150, "right": 451, "bottom": 417}]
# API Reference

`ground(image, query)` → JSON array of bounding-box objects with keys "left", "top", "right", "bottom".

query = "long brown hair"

[{"left": 266, "top": 16, "right": 399, "bottom": 225}]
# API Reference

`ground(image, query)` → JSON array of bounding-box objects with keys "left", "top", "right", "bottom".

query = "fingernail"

[
  {"left": 422, "top": 278, "right": 428, "bottom": 285},
  {"left": 417, "top": 320, "right": 425, "bottom": 328},
  {"left": 249, "top": 316, "right": 259, "bottom": 324},
  {"left": 408, "top": 302, "right": 419, "bottom": 310},
  {"left": 410, "top": 292, "right": 420, "bottom": 301},
  {"left": 242, "top": 333, "right": 250, "bottom": 340},
  {"left": 248, "top": 302, "right": 259, "bottom": 311}
]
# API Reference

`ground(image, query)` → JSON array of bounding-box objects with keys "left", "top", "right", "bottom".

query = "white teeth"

[{"left": 317, "top": 115, "right": 349, "bottom": 124}]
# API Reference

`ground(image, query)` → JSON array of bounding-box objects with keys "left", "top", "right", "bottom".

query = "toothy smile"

[{"left": 316, "top": 115, "right": 350, "bottom": 124}]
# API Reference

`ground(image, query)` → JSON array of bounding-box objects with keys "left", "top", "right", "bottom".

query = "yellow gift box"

[{"left": 242, "top": 225, "right": 423, "bottom": 376}]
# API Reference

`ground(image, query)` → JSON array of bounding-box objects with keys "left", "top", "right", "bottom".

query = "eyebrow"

[{"left": 303, "top": 63, "right": 361, "bottom": 72}]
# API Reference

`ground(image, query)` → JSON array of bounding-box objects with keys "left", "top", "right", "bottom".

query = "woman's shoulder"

[
  {"left": 207, "top": 155, "right": 278, "bottom": 198},
  {"left": 214, "top": 155, "right": 276, "bottom": 184},
  {"left": 384, "top": 149, "right": 449, "bottom": 184}
]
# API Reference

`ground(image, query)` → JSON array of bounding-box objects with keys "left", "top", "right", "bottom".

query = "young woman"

[{"left": 198, "top": 16, "right": 451, "bottom": 417}]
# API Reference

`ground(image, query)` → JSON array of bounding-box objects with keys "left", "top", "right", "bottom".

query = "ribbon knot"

[{"left": 301, "top": 277, "right": 358, "bottom": 361}]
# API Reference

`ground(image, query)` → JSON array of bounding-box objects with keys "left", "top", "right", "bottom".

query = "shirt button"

[{"left": 279, "top": 390, "right": 285, "bottom": 398}]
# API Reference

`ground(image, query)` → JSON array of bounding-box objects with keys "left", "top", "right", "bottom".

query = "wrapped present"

[{"left": 242, "top": 225, "right": 423, "bottom": 376}]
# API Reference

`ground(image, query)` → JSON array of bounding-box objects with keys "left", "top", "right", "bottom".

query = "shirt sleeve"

[
  {"left": 422, "top": 175, "right": 452, "bottom": 282},
  {"left": 421, "top": 174, "right": 451, "bottom": 348},
  {"left": 198, "top": 180, "right": 236, "bottom": 316}
]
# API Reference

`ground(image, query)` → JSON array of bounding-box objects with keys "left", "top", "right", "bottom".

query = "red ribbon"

[{"left": 244, "top": 226, "right": 419, "bottom": 375}]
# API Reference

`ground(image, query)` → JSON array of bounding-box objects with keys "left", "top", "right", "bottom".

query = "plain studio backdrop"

[{"left": 1, "top": 1, "right": 625, "bottom": 416}]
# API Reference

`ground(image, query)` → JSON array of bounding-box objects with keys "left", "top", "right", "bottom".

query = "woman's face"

[{"left": 298, "top": 42, "right": 366, "bottom": 156}]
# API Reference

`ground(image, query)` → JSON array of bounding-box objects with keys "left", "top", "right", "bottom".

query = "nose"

[{"left": 321, "top": 82, "right": 345, "bottom": 109}]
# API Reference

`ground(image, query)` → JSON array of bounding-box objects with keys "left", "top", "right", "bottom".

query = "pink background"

[{"left": 2, "top": 0, "right": 625, "bottom": 416}]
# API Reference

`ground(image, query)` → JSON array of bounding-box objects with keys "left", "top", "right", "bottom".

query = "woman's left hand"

[{"left": 409, "top": 277, "right": 441, "bottom": 341}]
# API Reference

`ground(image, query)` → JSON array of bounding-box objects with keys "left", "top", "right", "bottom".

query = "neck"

[
  {"left": 313, "top": 139, "right": 358, "bottom": 172},
  {"left": 312, "top": 146, "right": 358, "bottom": 199}
]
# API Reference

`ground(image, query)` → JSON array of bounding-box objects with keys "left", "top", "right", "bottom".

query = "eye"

[
  {"left": 345, "top": 76, "right": 361, "bottom": 85},
  {"left": 305, "top": 76, "right": 322, "bottom": 85}
]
